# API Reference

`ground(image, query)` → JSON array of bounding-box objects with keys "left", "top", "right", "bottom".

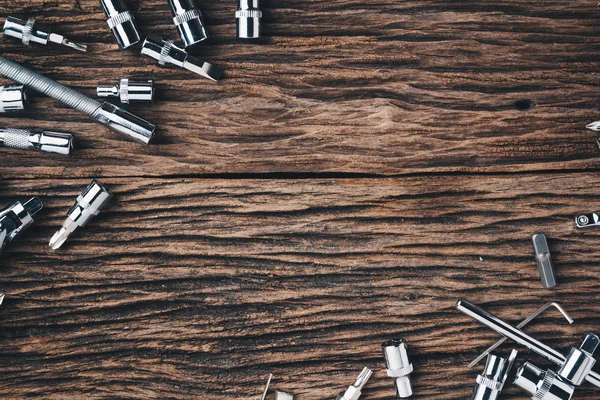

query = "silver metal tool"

[
  {"left": 0, "top": 55, "right": 155, "bottom": 144},
  {"left": 97, "top": 78, "right": 154, "bottom": 104},
  {"left": 3, "top": 16, "right": 87, "bottom": 52},
  {"left": 471, "top": 350, "right": 517, "bottom": 400},
  {"left": 0, "top": 197, "right": 43, "bottom": 255},
  {"left": 531, "top": 233, "right": 556, "bottom": 289},
  {"left": 382, "top": 339, "right": 414, "bottom": 398},
  {"left": 558, "top": 333, "right": 599, "bottom": 386},
  {"left": 336, "top": 367, "right": 373, "bottom": 400},
  {"left": 99, "top": 0, "right": 142, "bottom": 49},
  {"left": 0, "top": 85, "right": 27, "bottom": 113},
  {"left": 469, "top": 302, "right": 573, "bottom": 368},
  {"left": 0, "top": 128, "right": 73, "bottom": 155},
  {"left": 514, "top": 362, "right": 575, "bottom": 400},
  {"left": 575, "top": 212, "right": 600, "bottom": 228},
  {"left": 259, "top": 374, "right": 294, "bottom": 400},
  {"left": 586, "top": 121, "right": 600, "bottom": 131},
  {"left": 49, "top": 181, "right": 112, "bottom": 250},
  {"left": 140, "top": 36, "right": 223, "bottom": 82},
  {"left": 236, "top": 0, "right": 262, "bottom": 39},
  {"left": 168, "top": 0, "right": 208, "bottom": 47},
  {"left": 0, "top": 294, "right": 4, "bottom": 305},
  {"left": 456, "top": 299, "right": 600, "bottom": 387}
]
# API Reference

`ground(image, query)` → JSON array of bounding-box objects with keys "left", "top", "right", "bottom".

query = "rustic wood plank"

[
  {"left": 0, "top": 174, "right": 599, "bottom": 399},
  {"left": 1, "top": 1, "right": 600, "bottom": 177}
]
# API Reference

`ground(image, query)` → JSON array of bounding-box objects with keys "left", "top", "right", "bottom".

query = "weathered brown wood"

[{"left": 0, "top": 175, "right": 600, "bottom": 399}]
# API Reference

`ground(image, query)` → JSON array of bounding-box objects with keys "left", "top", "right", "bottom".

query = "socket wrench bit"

[
  {"left": 140, "top": 36, "right": 223, "bottom": 82},
  {"left": 0, "top": 197, "right": 43, "bottom": 255},
  {"left": 168, "top": 0, "right": 208, "bottom": 47},
  {"left": 531, "top": 233, "right": 556, "bottom": 289},
  {"left": 336, "top": 367, "right": 373, "bottom": 400},
  {"left": 0, "top": 85, "right": 27, "bottom": 113},
  {"left": 558, "top": 333, "right": 599, "bottom": 386},
  {"left": 0, "top": 128, "right": 73, "bottom": 155},
  {"left": 456, "top": 299, "right": 600, "bottom": 388},
  {"left": 236, "top": 0, "right": 262, "bottom": 39},
  {"left": 3, "top": 16, "right": 87, "bottom": 52},
  {"left": 514, "top": 362, "right": 574, "bottom": 400},
  {"left": 471, "top": 350, "right": 517, "bottom": 400},
  {"left": 97, "top": 78, "right": 154, "bottom": 104},
  {"left": 99, "top": 0, "right": 142, "bottom": 49},
  {"left": 382, "top": 339, "right": 414, "bottom": 398},
  {"left": 0, "top": 55, "right": 155, "bottom": 144},
  {"left": 575, "top": 212, "right": 600, "bottom": 228},
  {"left": 49, "top": 181, "right": 112, "bottom": 250}
]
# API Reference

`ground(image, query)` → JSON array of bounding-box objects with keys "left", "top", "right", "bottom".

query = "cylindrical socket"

[
  {"left": 382, "top": 339, "right": 414, "bottom": 398},
  {"left": 236, "top": 0, "right": 262, "bottom": 39},
  {"left": 3, "top": 16, "right": 49, "bottom": 45},
  {"left": 471, "top": 354, "right": 508, "bottom": 400},
  {"left": 0, "top": 128, "right": 73, "bottom": 155},
  {"left": 168, "top": 0, "right": 208, "bottom": 47},
  {"left": 97, "top": 78, "right": 154, "bottom": 104},
  {"left": 558, "top": 333, "right": 599, "bottom": 386},
  {"left": 514, "top": 363, "right": 574, "bottom": 400},
  {"left": 0, "top": 85, "right": 27, "bottom": 113},
  {"left": 99, "top": 0, "right": 142, "bottom": 49}
]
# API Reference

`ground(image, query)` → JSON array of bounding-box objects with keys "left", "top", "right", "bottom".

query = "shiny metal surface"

[
  {"left": 99, "top": 0, "right": 142, "bottom": 49},
  {"left": 382, "top": 339, "right": 414, "bottom": 398},
  {"left": 140, "top": 36, "right": 223, "bottom": 82},
  {"left": 336, "top": 367, "right": 373, "bottom": 400},
  {"left": 0, "top": 85, "right": 27, "bottom": 113},
  {"left": 514, "top": 362, "right": 575, "bottom": 400},
  {"left": 49, "top": 181, "right": 112, "bottom": 250},
  {"left": 97, "top": 78, "right": 154, "bottom": 104},
  {"left": 471, "top": 350, "right": 516, "bottom": 400},
  {"left": 259, "top": 374, "right": 294, "bottom": 400},
  {"left": 168, "top": 0, "right": 207, "bottom": 47},
  {"left": 558, "top": 333, "right": 599, "bottom": 386},
  {"left": 236, "top": 0, "right": 262, "bottom": 39},
  {"left": 3, "top": 16, "right": 87, "bottom": 52},
  {"left": 531, "top": 233, "right": 557, "bottom": 289},
  {"left": 0, "top": 128, "right": 73, "bottom": 155},
  {"left": 0, "top": 197, "right": 43, "bottom": 254},
  {"left": 575, "top": 212, "right": 600, "bottom": 228},
  {"left": 0, "top": 56, "right": 156, "bottom": 144},
  {"left": 456, "top": 299, "right": 600, "bottom": 388}
]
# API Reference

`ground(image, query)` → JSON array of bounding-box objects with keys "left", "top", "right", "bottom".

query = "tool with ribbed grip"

[
  {"left": 0, "top": 128, "right": 73, "bottom": 155},
  {"left": 168, "top": 0, "right": 207, "bottom": 47}
]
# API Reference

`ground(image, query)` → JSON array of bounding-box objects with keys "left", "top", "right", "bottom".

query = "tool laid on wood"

[
  {"left": 141, "top": 36, "right": 223, "bottom": 82},
  {"left": 336, "top": 367, "right": 372, "bottom": 400},
  {"left": 382, "top": 339, "right": 414, "bottom": 398},
  {"left": 575, "top": 212, "right": 600, "bottom": 228},
  {"left": 236, "top": 0, "right": 262, "bottom": 39},
  {"left": 0, "top": 128, "right": 73, "bottom": 155},
  {"left": 0, "top": 55, "right": 156, "bottom": 144},
  {"left": 259, "top": 374, "right": 294, "bottom": 400},
  {"left": 99, "top": 0, "right": 143, "bottom": 49},
  {"left": 49, "top": 181, "right": 112, "bottom": 250},
  {"left": 586, "top": 121, "right": 600, "bottom": 131},
  {"left": 0, "top": 85, "right": 27, "bottom": 113},
  {"left": 97, "top": 78, "right": 154, "bottom": 104},
  {"left": 514, "top": 362, "right": 575, "bottom": 400},
  {"left": 3, "top": 16, "right": 87, "bottom": 52},
  {"left": 0, "top": 197, "right": 43, "bottom": 255},
  {"left": 471, "top": 350, "right": 517, "bottom": 400},
  {"left": 168, "top": 0, "right": 208, "bottom": 47},
  {"left": 531, "top": 233, "right": 557, "bottom": 289}
]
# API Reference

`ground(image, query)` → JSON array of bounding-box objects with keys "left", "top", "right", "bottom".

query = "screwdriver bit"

[
  {"left": 3, "top": 16, "right": 87, "bottom": 52},
  {"left": 531, "top": 233, "right": 556, "bottom": 289},
  {"left": 336, "top": 367, "right": 373, "bottom": 400}
]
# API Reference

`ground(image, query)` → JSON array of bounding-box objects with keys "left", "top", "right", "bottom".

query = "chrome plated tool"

[
  {"left": 456, "top": 299, "right": 600, "bottom": 387},
  {"left": 99, "top": 0, "right": 142, "bottom": 49},
  {"left": 586, "top": 121, "right": 600, "bottom": 131},
  {"left": 0, "top": 294, "right": 4, "bottom": 305},
  {"left": 336, "top": 367, "right": 372, "bottom": 400},
  {"left": 514, "top": 362, "right": 575, "bottom": 400},
  {"left": 382, "top": 339, "right": 414, "bottom": 398},
  {"left": 140, "top": 36, "right": 223, "bottom": 82},
  {"left": 558, "top": 333, "right": 599, "bottom": 386},
  {"left": 0, "top": 128, "right": 73, "bottom": 155},
  {"left": 168, "top": 0, "right": 207, "bottom": 47},
  {"left": 236, "top": 0, "right": 262, "bottom": 39},
  {"left": 531, "top": 233, "right": 556, "bottom": 289},
  {"left": 3, "top": 16, "right": 87, "bottom": 52},
  {"left": 49, "top": 181, "right": 112, "bottom": 250},
  {"left": 97, "top": 78, "right": 154, "bottom": 104},
  {"left": 471, "top": 350, "right": 517, "bottom": 400},
  {"left": 0, "top": 197, "right": 43, "bottom": 254},
  {"left": 575, "top": 212, "right": 600, "bottom": 228},
  {"left": 0, "top": 55, "right": 155, "bottom": 144},
  {"left": 259, "top": 374, "right": 294, "bottom": 400},
  {"left": 0, "top": 85, "right": 27, "bottom": 113}
]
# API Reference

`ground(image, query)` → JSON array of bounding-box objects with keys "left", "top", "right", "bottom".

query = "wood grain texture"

[{"left": 1, "top": 0, "right": 600, "bottom": 399}]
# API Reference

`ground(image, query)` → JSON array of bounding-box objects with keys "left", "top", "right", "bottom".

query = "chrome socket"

[
  {"left": 0, "top": 85, "right": 27, "bottom": 113},
  {"left": 99, "top": 0, "right": 142, "bottom": 49},
  {"left": 0, "top": 128, "right": 73, "bottom": 155},
  {"left": 514, "top": 362, "right": 574, "bottom": 400},
  {"left": 382, "top": 339, "right": 414, "bottom": 398},
  {"left": 0, "top": 197, "right": 43, "bottom": 254},
  {"left": 558, "top": 333, "right": 599, "bottom": 386},
  {"left": 97, "top": 78, "right": 154, "bottom": 104},
  {"left": 471, "top": 350, "right": 517, "bottom": 400},
  {"left": 236, "top": 0, "right": 262, "bottom": 38},
  {"left": 168, "top": 0, "right": 207, "bottom": 47}
]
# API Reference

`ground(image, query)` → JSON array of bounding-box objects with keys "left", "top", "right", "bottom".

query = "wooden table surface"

[{"left": 1, "top": 1, "right": 600, "bottom": 399}]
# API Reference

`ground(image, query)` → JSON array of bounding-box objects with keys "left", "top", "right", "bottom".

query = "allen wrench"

[{"left": 468, "top": 302, "right": 574, "bottom": 368}]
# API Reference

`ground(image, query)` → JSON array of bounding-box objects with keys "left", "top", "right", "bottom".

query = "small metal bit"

[
  {"left": 0, "top": 85, "right": 27, "bottom": 113},
  {"left": 558, "top": 333, "right": 599, "bottom": 386},
  {"left": 236, "top": 0, "right": 262, "bottom": 39},
  {"left": 575, "top": 212, "right": 600, "bottom": 228},
  {"left": 382, "top": 339, "right": 414, "bottom": 398},
  {"left": 0, "top": 197, "right": 43, "bottom": 254},
  {"left": 586, "top": 121, "right": 600, "bottom": 131},
  {"left": 0, "top": 294, "right": 5, "bottom": 306},
  {"left": 514, "top": 362, "right": 575, "bottom": 400},
  {"left": 49, "top": 181, "right": 112, "bottom": 250},
  {"left": 471, "top": 350, "right": 517, "bottom": 400},
  {"left": 99, "top": 0, "right": 142, "bottom": 49},
  {"left": 168, "top": 0, "right": 208, "bottom": 47},
  {"left": 140, "top": 36, "right": 223, "bottom": 82},
  {"left": 336, "top": 367, "right": 373, "bottom": 400},
  {"left": 0, "top": 128, "right": 73, "bottom": 155},
  {"left": 260, "top": 374, "right": 273, "bottom": 400},
  {"left": 3, "top": 16, "right": 87, "bottom": 52},
  {"left": 531, "top": 233, "right": 556, "bottom": 289},
  {"left": 97, "top": 78, "right": 154, "bottom": 104},
  {"left": 259, "top": 374, "right": 294, "bottom": 400}
]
